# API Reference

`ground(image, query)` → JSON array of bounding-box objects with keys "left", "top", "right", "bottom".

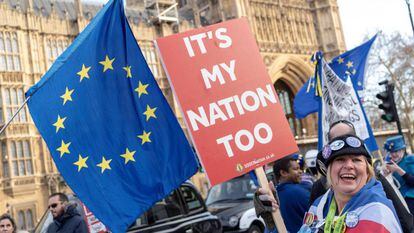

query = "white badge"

[
  {"left": 346, "top": 137, "right": 361, "bottom": 148},
  {"left": 345, "top": 211, "right": 359, "bottom": 228},
  {"left": 330, "top": 140, "right": 345, "bottom": 151}
]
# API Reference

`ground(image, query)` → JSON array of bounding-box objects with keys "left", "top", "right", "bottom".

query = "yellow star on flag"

[
  {"left": 123, "top": 65, "right": 132, "bottom": 78},
  {"left": 53, "top": 115, "right": 67, "bottom": 133},
  {"left": 143, "top": 105, "right": 157, "bottom": 121},
  {"left": 74, "top": 154, "right": 88, "bottom": 172},
  {"left": 120, "top": 148, "right": 136, "bottom": 164},
  {"left": 56, "top": 140, "right": 71, "bottom": 157},
  {"left": 99, "top": 55, "right": 115, "bottom": 72},
  {"left": 60, "top": 87, "right": 74, "bottom": 105},
  {"left": 77, "top": 64, "right": 91, "bottom": 82},
  {"left": 346, "top": 61, "right": 353, "bottom": 68},
  {"left": 337, "top": 57, "right": 344, "bottom": 64},
  {"left": 138, "top": 130, "right": 151, "bottom": 145},
  {"left": 97, "top": 156, "right": 112, "bottom": 173},
  {"left": 135, "top": 81, "right": 149, "bottom": 98}
]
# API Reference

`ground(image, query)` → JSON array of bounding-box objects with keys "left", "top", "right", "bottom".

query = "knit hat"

[{"left": 317, "top": 134, "right": 372, "bottom": 176}]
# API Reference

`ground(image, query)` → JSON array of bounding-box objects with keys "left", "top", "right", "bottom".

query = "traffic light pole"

[
  {"left": 388, "top": 84, "right": 403, "bottom": 135},
  {"left": 377, "top": 81, "right": 403, "bottom": 135},
  {"left": 406, "top": 0, "right": 414, "bottom": 37}
]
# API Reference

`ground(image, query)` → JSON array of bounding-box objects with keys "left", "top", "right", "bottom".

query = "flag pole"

[{"left": 0, "top": 96, "right": 31, "bottom": 135}]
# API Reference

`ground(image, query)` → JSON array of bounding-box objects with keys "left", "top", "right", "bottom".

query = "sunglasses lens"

[{"left": 49, "top": 203, "right": 58, "bottom": 209}]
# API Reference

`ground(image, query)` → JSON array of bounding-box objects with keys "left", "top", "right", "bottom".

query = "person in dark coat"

[
  {"left": 46, "top": 193, "right": 88, "bottom": 233},
  {"left": 259, "top": 156, "right": 310, "bottom": 233}
]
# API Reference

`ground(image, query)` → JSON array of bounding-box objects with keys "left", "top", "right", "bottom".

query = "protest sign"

[{"left": 156, "top": 18, "right": 298, "bottom": 185}]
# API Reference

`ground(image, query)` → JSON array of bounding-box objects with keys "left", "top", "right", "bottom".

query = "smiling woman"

[{"left": 298, "top": 134, "right": 402, "bottom": 233}]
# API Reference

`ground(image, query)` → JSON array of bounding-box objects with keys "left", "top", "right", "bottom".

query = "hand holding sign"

[{"left": 156, "top": 17, "right": 298, "bottom": 233}]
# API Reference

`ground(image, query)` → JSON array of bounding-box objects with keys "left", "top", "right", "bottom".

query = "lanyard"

[{"left": 324, "top": 198, "right": 346, "bottom": 233}]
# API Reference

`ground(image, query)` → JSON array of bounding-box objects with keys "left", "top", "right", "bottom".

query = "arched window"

[
  {"left": 0, "top": 33, "right": 4, "bottom": 53},
  {"left": 8, "top": 140, "right": 33, "bottom": 176},
  {"left": 17, "top": 89, "right": 27, "bottom": 122},
  {"left": 12, "top": 35, "right": 20, "bottom": 70},
  {"left": 26, "top": 210, "right": 34, "bottom": 229},
  {"left": 23, "top": 141, "right": 31, "bottom": 158},
  {"left": 16, "top": 141, "right": 23, "bottom": 158},
  {"left": 1, "top": 141, "right": 9, "bottom": 178},
  {"left": 274, "top": 80, "right": 302, "bottom": 137},
  {"left": 11, "top": 141, "right": 16, "bottom": 158},
  {"left": 17, "top": 210, "right": 25, "bottom": 230},
  {"left": 0, "top": 32, "right": 21, "bottom": 71},
  {"left": 5, "top": 35, "right": 11, "bottom": 53},
  {"left": 0, "top": 34, "right": 5, "bottom": 71},
  {"left": 1, "top": 141, "right": 7, "bottom": 159},
  {"left": 24, "top": 140, "right": 33, "bottom": 175}
]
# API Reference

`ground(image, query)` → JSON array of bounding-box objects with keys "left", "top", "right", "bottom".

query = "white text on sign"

[
  {"left": 186, "top": 84, "right": 276, "bottom": 131},
  {"left": 216, "top": 123, "right": 273, "bottom": 157},
  {"left": 201, "top": 60, "right": 236, "bottom": 89},
  {"left": 183, "top": 26, "right": 277, "bottom": 158},
  {"left": 183, "top": 28, "right": 232, "bottom": 57}
]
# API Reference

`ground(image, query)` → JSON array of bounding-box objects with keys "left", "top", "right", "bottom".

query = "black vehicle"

[
  {"left": 34, "top": 182, "right": 222, "bottom": 233},
  {"left": 206, "top": 175, "right": 265, "bottom": 233}
]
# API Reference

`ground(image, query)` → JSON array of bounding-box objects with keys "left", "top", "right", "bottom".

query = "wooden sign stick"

[{"left": 254, "top": 167, "right": 287, "bottom": 233}]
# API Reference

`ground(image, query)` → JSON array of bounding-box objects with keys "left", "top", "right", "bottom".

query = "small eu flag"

[
  {"left": 25, "top": 0, "right": 198, "bottom": 232},
  {"left": 293, "top": 35, "right": 377, "bottom": 119}
]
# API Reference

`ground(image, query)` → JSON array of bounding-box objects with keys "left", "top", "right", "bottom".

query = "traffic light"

[{"left": 376, "top": 82, "right": 397, "bottom": 123}]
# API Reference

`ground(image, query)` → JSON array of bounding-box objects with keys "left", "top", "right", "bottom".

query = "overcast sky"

[
  {"left": 338, "top": 0, "right": 412, "bottom": 49},
  {"left": 85, "top": 0, "right": 413, "bottom": 49}
]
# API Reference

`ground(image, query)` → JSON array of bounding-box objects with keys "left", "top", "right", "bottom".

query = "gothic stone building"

[{"left": 0, "top": 0, "right": 345, "bottom": 230}]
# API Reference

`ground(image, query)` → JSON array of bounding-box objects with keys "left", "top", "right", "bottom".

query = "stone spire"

[
  {"left": 50, "top": 0, "right": 57, "bottom": 16},
  {"left": 27, "top": 0, "right": 34, "bottom": 12},
  {"left": 74, "top": 0, "right": 83, "bottom": 19}
]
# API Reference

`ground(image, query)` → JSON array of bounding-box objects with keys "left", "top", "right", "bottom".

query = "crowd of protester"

[
  {"left": 3, "top": 120, "right": 414, "bottom": 233},
  {"left": 255, "top": 120, "right": 414, "bottom": 233}
]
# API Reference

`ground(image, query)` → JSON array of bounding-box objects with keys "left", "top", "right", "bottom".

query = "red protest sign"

[{"left": 156, "top": 18, "right": 298, "bottom": 185}]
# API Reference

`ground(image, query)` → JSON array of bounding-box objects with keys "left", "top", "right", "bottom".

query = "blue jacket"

[
  {"left": 265, "top": 182, "right": 310, "bottom": 233},
  {"left": 394, "top": 154, "right": 414, "bottom": 198}
]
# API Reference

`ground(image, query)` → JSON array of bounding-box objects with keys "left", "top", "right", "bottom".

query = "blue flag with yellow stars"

[
  {"left": 25, "top": 0, "right": 198, "bottom": 232},
  {"left": 293, "top": 35, "right": 377, "bottom": 119}
]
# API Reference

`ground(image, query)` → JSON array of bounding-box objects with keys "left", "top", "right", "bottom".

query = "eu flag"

[
  {"left": 25, "top": 0, "right": 198, "bottom": 232},
  {"left": 293, "top": 35, "right": 377, "bottom": 119}
]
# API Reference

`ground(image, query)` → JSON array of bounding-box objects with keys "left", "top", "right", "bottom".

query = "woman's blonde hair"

[{"left": 326, "top": 156, "right": 375, "bottom": 188}]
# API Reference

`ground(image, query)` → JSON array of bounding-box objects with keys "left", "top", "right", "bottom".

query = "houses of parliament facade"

[{"left": 0, "top": 0, "right": 345, "bottom": 230}]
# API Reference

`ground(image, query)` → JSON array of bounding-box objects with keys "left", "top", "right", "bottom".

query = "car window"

[
  {"left": 146, "top": 190, "right": 183, "bottom": 224},
  {"left": 131, "top": 213, "right": 148, "bottom": 228},
  {"left": 206, "top": 175, "right": 257, "bottom": 205},
  {"left": 180, "top": 185, "right": 203, "bottom": 212}
]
